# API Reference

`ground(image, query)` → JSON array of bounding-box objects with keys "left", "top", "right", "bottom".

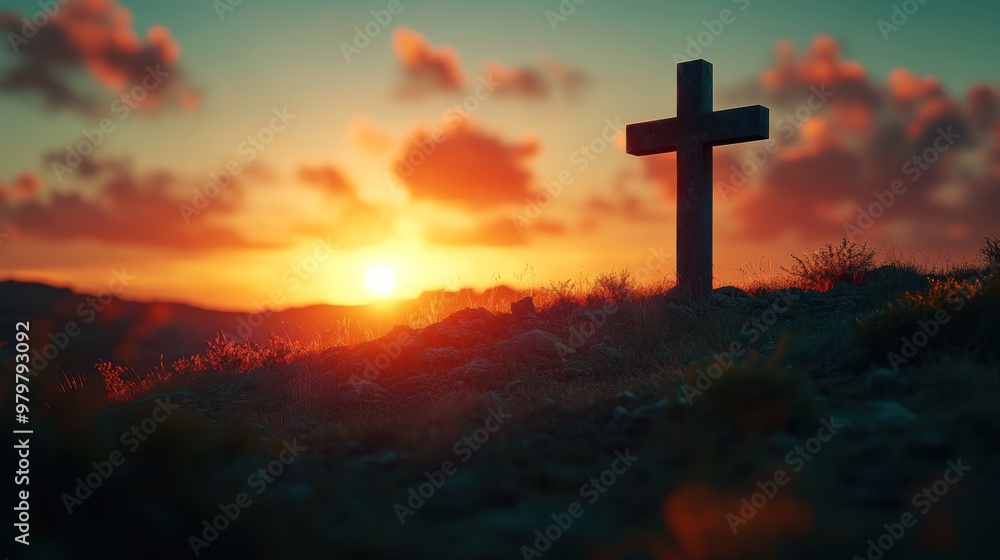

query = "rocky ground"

[{"left": 26, "top": 264, "right": 1000, "bottom": 559}]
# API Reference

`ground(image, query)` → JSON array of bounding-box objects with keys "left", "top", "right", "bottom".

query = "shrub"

[
  {"left": 783, "top": 239, "right": 876, "bottom": 291},
  {"left": 979, "top": 236, "right": 1000, "bottom": 267},
  {"left": 587, "top": 268, "right": 637, "bottom": 305},
  {"left": 670, "top": 349, "right": 815, "bottom": 438},
  {"left": 857, "top": 271, "right": 1000, "bottom": 367}
]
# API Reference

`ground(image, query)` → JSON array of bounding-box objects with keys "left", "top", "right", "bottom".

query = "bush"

[
  {"left": 857, "top": 272, "right": 1000, "bottom": 367},
  {"left": 783, "top": 239, "right": 876, "bottom": 291},
  {"left": 587, "top": 268, "right": 637, "bottom": 305},
  {"left": 980, "top": 236, "right": 1000, "bottom": 267},
  {"left": 670, "top": 349, "right": 815, "bottom": 438}
]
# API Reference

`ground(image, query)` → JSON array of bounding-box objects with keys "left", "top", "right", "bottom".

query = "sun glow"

[{"left": 363, "top": 263, "right": 398, "bottom": 298}]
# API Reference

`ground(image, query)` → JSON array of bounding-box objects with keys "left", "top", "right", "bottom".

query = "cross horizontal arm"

[
  {"left": 702, "top": 105, "right": 769, "bottom": 147},
  {"left": 625, "top": 118, "right": 682, "bottom": 156}
]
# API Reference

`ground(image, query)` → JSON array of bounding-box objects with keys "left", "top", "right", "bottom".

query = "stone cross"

[{"left": 626, "top": 59, "right": 769, "bottom": 298}]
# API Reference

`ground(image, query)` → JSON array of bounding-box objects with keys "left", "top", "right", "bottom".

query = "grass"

[
  {"left": 26, "top": 237, "right": 1000, "bottom": 559},
  {"left": 782, "top": 239, "right": 877, "bottom": 291}
]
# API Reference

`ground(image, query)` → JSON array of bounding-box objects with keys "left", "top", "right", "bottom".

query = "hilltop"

[{"left": 20, "top": 239, "right": 1000, "bottom": 559}]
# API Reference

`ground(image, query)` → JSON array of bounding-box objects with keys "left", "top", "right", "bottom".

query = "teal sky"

[{"left": 3, "top": 0, "right": 996, "bottom": 180}]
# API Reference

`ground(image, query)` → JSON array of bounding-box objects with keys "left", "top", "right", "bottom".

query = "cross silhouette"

[{"left": 627, "top": 59, "right": 769, "bottom": 298}]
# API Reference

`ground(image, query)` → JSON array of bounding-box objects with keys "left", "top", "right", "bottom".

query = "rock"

[
  {"left": 660, "top": 303, "right": 698, "bottom": 332},
  {"left": 858, "top": 400, "right": 919, "bottom": 431},
  {"left": 394, "top": 374, "right": 436, "bottom": 395},
  {"left": 411, "top": 346, "right": 465, "bottom": 368},
  {"left": 347, "top": 325, "right": 426, "bottom": 366},
  {"left": 588, "top": 343, "right": 625, "bottom": 363},
  {"left": 421, "top": 307, "right": 495, "bottom": 348},
  {"left": 865, "top": 368, "right": 910, "bottom": 396},
  {"left": 613, "top": 406, "right": 629, "bottom": 419},
  {"left": 510, "top": 296, "right": 536, "bottom": 319},
  {"left": 421, "top": 323, "right": 487, "bottom": 349},
  {"left": 616, "top": 390, "right": 638, "bottom": 403},
  {"left": 496, "top": 329, "right": 574, "bottom": 362},
  {"left": 714, "top": 286, "right": 750, "bottom": 299},
  {"left": 449, "top": 358, "right": 493, "bottom": 383},
  {"left": 505, "top": 315, "right": 559, "bottom": 338},
  {"left": 337, "top": 379, "right": 387, "bottom": 403},
  {"left": 629, "top": 399, "right": 669, "bottom": 420}
]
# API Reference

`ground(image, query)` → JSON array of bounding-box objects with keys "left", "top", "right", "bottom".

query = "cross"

[{"left": 627, "top": 59, "right": 769, "bottom": 299}]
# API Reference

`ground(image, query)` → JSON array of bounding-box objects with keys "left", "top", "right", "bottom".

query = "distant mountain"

[{"left": 0, "top": 280, "right": 521, "bottom": 378}]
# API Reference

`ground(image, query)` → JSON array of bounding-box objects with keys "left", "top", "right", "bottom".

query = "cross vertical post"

[{"left": 626, "top": 59, "right": 769, "bottom": 299}]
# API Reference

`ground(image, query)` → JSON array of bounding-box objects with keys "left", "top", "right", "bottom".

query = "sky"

[{"left": 1, "top": 0, "right": 998, "bottom": 310}]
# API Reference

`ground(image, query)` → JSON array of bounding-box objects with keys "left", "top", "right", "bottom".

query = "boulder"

[
  {"left": 659, "top": 303, "right": 698, "bottom": 332},
  {"left": 713, "top": 285, "right": 750, "bottom": 299},
  {"left": 421, "top": 307, "right": 495, "bottom": 348},
  {"left": 496, "top": 329, "right": 574, "bottom": 362},
  {"left": 448, "top": 357, "right": 493, "bottom": 383},
  {"left": 510, "top": 296, "right": 536, "bottom": 319},
  {"left": 588, "top": 343, "right": 625, "bottom": 363}
]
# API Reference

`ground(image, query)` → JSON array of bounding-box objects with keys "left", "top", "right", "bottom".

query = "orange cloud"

[
  {"left": 483, "top": 60, "right": 548, "bottom": 97},
  {"left": 0, "top": 0, "right": 197, "bottom": 115},
  {"left": 351, "top": 115, "right": 393, "bottom": 155},
  {"left": 392, "top": 27, "right": 465, "bottom": 97},
  {"left": 0, "top": 159, "right": 269, "bottom": 251},
  {"left": 298, "top": 164, "right": 395, "bottom": 250},
  {"left": 393, "top": 119, "right": 539, "bottom": 211},
  {"left": 709, "top": 35, "right": 1000, "bottom": 252}
]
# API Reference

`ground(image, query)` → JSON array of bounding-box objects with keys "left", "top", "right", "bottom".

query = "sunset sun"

[{"left": 363, "top": 263, "right": 397, "bottom": 298}]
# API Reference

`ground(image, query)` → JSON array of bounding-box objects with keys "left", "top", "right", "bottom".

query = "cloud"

[
  {"left": 299, "top": 165, "right": 354, "bottom": 198},
  {"left": 351, "top": 115, "right": 393, "bottom": 155},
  {"left": 480, "top": 58, "right": 588, "bottom": 99},
  {"left": 390, "top": 27, "right": 588, "bottom": 100},
  {"left": 298, "top": 165, "right": 395, "bottom": 250},
  {"left": 426, "top": 218, "right": 526, "bottom": 247},
  {"left": 391, "top": 27, "right": 465, "bottom": 98},
  {"left": 0, "top": 172, "right": 41, "bottom": 203},
  {"left": 392, "top": 118, "right": 539, "bottom": 211},
  {"left": 483, "top": 60, "right": 549, "bottom": 98},
  {"left": 543, "top": 56, "right": 590, "bottom": 99},
  {"left": 0, "top": 159, "right": 267, "bottom": 251},
  {"left": 0, "top": 0, "right": 198, "bottom": 115},
  {"left": 706, "top": 35, "right": 1000, "bottom": 252}
]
